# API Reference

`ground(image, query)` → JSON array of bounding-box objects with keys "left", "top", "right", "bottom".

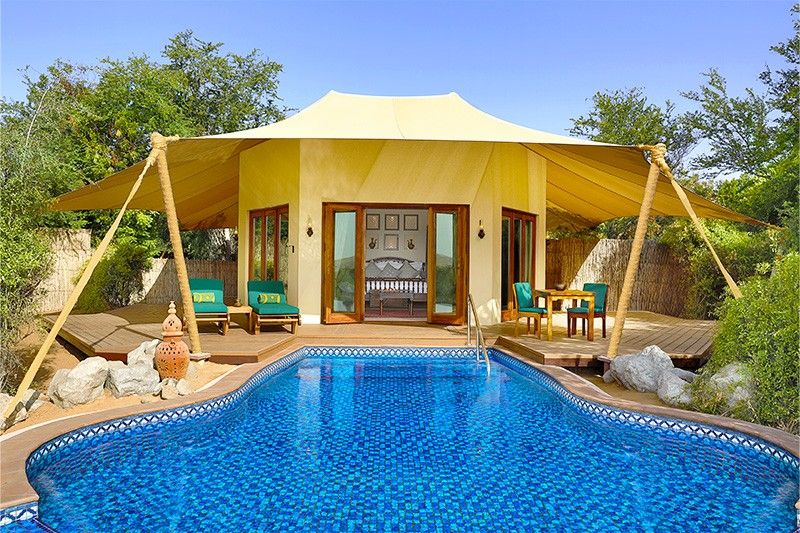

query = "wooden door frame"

[
  {"left": 248, "top": 204, "right": 289, "bottom": 281},
  {"left": 321, "top": 203, "right": 365, "bottom": 324},
  {"left": 501, "top": 207, "right": 537, "bottom": 321},
  {"left": 427, "top": 205, "right": 469, "bottom": 325}
]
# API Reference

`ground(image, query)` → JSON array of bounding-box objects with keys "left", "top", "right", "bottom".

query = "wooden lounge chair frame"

[{"left": 248, "top": 280, "right": 301, "bottom": 335}]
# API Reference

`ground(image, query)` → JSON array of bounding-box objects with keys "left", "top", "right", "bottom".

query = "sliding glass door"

[
  {"left": 321, "top": 204, "right": 364, "bottom": 323},
  {"left": 501, "top": 208, "right": 537, "bottom": 320},
  {"left": 249, "top": 205, "right": 289, "bottom": 285},
  {"left": 427, "top": 206, "right": 468, "bottom": 325}
]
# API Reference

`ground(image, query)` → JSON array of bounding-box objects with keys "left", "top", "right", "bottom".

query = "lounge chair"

[
  {"left": 567, "top": 283, "right": 609, "bottom": 338},
  {"left": 248, "top": 280, "right": 300, "bottom": 335},
  {"left": 512, "top": 282, "right": 549, "bottom": 338},
  {"left": 188, "top": 278, "right": 230, "bottom": 335}
]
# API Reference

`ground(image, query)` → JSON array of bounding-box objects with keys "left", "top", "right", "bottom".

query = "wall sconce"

[
  {"left": 368, "top": 237, "right": 377, "bottom": 249},
  {"left": 306, "top": 216, "right": 314, "bottom": 237},
  {"left": 477, "top": 219, "right": 485, "bottom": 239},
  {"left": 407, "top": 239, "right": 415, "bottom": 250}
]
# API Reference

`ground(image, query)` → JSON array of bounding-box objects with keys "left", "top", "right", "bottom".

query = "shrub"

[
  {"left": 691, "top": 253, "right": 799, "bottom": 433},
  {"left": 75, "top": 237, "right": 153, "bottom": 312}
]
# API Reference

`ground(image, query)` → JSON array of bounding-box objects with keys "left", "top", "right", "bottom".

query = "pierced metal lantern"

[{"left": 155, "top": 301, "right": 190, "bottom": 380}]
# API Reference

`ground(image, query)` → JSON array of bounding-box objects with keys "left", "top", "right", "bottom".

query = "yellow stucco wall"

[{"left": 237, "top": 139, "right": 547, "bottom": 325}]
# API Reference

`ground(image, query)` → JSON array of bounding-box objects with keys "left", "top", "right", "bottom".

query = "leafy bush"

[
  {"left": 691, "top": 253, "right": 799, "bottom": 433},
  {"left": 660, "top": 220, "right": 778, "bottom": 318},
  {"left": 76, "top": 237, "right": 153, "bottom": 312}
]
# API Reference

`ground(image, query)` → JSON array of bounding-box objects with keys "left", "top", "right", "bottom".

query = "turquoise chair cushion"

[
  {"left": 251, "top": 302, "right": 300, "bottom": 316},
  {"left": 513, "top": 282, "right": 533, "bottom": 309},
  {"left": 519, "top": 306, "right": 547, "bottom": 315},
  {"left": 189, "top": 278, "right": 225, "bottom": 314},
  {"left": 193, "top": 301, "right": 228, "bottom": 314},
  {"left": 248, "top": 279, "right": 299, "bottom": 316}
]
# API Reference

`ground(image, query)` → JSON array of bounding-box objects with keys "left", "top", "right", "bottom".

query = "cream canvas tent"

[
  {"left": 9, "top": 90, "right": 762, "bottom": 426},
  {"left": 50, "top": 90, "right": 757, "bottom": 337},
  {"left": 54, "top": 91, "right": 759, "bottom": 230}
]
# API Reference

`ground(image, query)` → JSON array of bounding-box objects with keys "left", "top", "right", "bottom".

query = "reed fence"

[{"left": 545, "top": 238, "right": 689, "bottom": 316}]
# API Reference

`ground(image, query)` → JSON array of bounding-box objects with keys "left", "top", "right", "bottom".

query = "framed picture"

[
  {"left": 384, "top": 234, "right": 399, "bottom": 251},
  {"left": 384, "top": 213, "right": 400, "bottom": 231},
  {"left": 403, "top": 214, "right": 418, "bottom": 231},
  {"left": 366, "top": 213, "right": 380, "bottom": 230}
]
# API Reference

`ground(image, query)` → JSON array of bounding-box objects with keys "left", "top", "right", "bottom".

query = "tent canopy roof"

[{"left": 52, "top": 90, "right": 762, "bottom": 229}]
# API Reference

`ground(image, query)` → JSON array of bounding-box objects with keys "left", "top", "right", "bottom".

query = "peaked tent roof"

[{"left": 52, "top": 91, "right": 762, "bottom": 229}]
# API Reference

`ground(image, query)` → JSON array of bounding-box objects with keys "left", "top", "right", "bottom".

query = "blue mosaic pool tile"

[{"left": 5, "top": 346, "right": 798, "bottom": 532}]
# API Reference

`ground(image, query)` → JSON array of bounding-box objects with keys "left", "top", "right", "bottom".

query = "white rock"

[
  {"left": 176, "top": 379, "right": 192, "bottom": 396},
  {"left": 609, "top": 345, "right": 674, "bottom": 393},
  {"left": 49, "top": 357, "right": 109, "bottom": 409},
  {"left": 0, "top": 393, "right": 28, "bottom": 426},
  {"left": 127, "top": 339, "right": 160, "bottom": 369},
  {"left": 161, "top": 380, "right": 179, "bottom": 400},
  {"left": 708, "top": 363, "right": 753, "bottom": 409},
  {"left": 107, "top": 364, "right": 161, "bottom": 398},
  {"left": 602, "top": 370, "right": 615, "bottom": 384},
  {"left": 47, "top": 369, "right": 70, "bottom": 399},
  {"left": 139, "top": 394, "right": 159, "bottom": 404},
  {"left": 657, "top": 371, "right": 692, "bottom": 407},
  {"left": 185, "top": 362, "right": 199, "bottom": 380},
  {"left": 670, "top": 367, "right": 697, "bottom": 383},
  {"left": 21, "top": 389, "right": 45, "bottom": 413}
]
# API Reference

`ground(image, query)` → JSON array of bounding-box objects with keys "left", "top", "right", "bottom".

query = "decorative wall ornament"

[
  {"left": 384, "top": 234, "right": 399, "bottom": 251},
  {"left": 368, "top": 237, "right": 377, "bottom": 249},
  {"left": 407, "top": 239, "right": 415, "bottom": 250},
  {"left": 385, "top": 214, "right": 399, "bottom": 231},
  {"left": 366, "top": 213, "right": 380, "bottom": 230},
  {"left": 478, "top": 219, "right": 486, "bottom": 239},
  {"left": 403, "top": 214, "right": 418, "bottom": 231}
]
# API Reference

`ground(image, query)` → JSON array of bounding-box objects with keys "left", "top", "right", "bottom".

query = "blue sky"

[{"left": 1, "top": 0, "right": 794, "bottom": 135}]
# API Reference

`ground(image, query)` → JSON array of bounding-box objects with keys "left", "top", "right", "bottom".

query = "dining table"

[{"left": 535, "top": 289, "right": 596, "bottom": 342}]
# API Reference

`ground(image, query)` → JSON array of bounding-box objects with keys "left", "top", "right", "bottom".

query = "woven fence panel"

[
  {"left": 141, "top": 259, "right": 238, "bottom": 304},
  {"left": 39, "top": 230, "right": 93, "bottom": 313},
  {"left": 545, "top": 238, "right": 689, "bottom": 316}
]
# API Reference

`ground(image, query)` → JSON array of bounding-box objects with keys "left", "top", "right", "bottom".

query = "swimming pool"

[{"left": 18, "top": 347, "right": 800, "bottom": 531}]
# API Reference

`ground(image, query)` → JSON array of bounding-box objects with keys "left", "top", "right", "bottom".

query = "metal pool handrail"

[{"left": 466, "top": 294, "right": 490, "bottom": 375}]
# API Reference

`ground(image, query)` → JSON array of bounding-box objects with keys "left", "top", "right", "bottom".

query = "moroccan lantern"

[{"left": 155, "top": 301, "right": 190, "bottom": 380}]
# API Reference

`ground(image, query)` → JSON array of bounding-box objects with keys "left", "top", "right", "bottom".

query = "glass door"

[
  {"left": 249, "top": 205, "right": 289, "bottom": 287},
  {"left": 501, "top": 208, "right": 537, "bottom": 320},
  {"left": 427, "top": 206, "right": 468, "bottom": 324},
  {"left": 322, "top": 203, "right": 364, "bottom": 323}
]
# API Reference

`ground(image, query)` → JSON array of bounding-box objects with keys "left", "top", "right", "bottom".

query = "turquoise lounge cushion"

[
  {"left": 519, "top": 306, "right": 547, "bottom": 315},
  {"left": 193, "top": 301, "right": 228, "bottom": 314},
  {"left": 251, "top": 302, "right": 300, "bottom": 316},
  {"left": 567, "top": 306, "right": 604, "bottom": 315}
]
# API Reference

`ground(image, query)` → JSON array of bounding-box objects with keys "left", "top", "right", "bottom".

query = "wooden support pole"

[
  {"left": 2, "top": 148, "right": 159, "bottom": 428},
  {"left": 607, "top": 143, "right": 665, "bottom": 358},
  {"left": 151, "top": 133, "right": 202, "bottom": 353}
]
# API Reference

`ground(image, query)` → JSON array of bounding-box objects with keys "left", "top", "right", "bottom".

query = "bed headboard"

[{"left": 365, "top": 257, "right": 427, "bottom": 294}]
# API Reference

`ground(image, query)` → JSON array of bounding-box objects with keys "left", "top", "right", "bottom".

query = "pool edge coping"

[{"left": 1, "top": 339, "right": 798, "bottom": 513}]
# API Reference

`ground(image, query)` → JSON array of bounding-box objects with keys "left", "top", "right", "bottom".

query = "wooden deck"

[
  {"left": 46, "top": 304, "right": 466, "bottom": 364},
  {"left": 476, "top": 311, "right": 716, "bottom": 368},
  {"left": 47, "top": 305, "right": 715, "bottom": 368}
]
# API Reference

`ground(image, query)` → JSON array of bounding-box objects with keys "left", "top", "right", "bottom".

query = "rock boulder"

[
  {"left": 608, "top": 345, "right": 674, "bottom": 393},
  {"left": 708, "top": 363, "right": 753, "bottom": 409},
  {"left": 127, "top": 339, "right": 160, "bottom": 369},
  {"left": 107, "top": 364, "right": 161, "bottom": 398},
  {"left": 670, "top": 367, "right": 697, "bottom": 383},
  {"left": 48, "top": 357, "right": 109, "bottom": 409},
  {"left": 657, "top": 371, "right": 692, "bottom": 407}
]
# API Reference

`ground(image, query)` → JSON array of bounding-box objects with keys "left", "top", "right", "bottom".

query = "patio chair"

[
  {"left": 189, "top": 278, "right": 230, "bottom": 335},
  {"left": 248, "top": 280, "right": 300, "bottom": 335},
  {"left": 512, "top": 282, "right": 549, "bottom": 338},
  {"left": 567, "top": 283, "right": 609, "bottom": 338}
]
